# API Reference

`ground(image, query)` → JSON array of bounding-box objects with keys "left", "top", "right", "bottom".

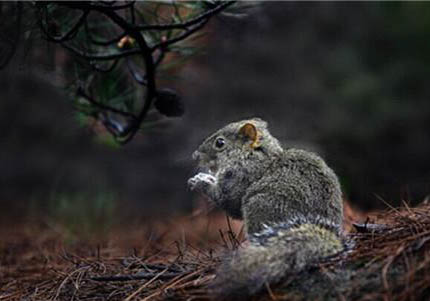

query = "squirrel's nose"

[{"left": 192, "top": 151, "right": 201, "bottom": 161}]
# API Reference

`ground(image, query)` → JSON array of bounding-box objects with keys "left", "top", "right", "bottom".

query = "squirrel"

[{"left": 187, "top": 118, "right": 344, "bottom": 298}]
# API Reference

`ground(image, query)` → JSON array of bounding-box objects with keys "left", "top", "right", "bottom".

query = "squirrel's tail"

[{"left": 211, "top": 223, "right": 343, "bottom": 299}]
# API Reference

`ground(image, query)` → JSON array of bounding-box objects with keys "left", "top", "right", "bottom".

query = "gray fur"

[{"left": 188, "top": 118, "right": 344, "bottom": 297}]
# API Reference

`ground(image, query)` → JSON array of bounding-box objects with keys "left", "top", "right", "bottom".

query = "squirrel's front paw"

[{"left": 188, "top": 173, "right": 217, "bottom": 191}]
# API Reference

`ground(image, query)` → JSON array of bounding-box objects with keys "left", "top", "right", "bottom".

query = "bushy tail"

[{"left": 211, "top": 223, "right": 343, "bottom": 299}]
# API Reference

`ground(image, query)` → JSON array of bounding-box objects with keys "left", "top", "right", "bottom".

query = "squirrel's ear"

[{"left": 239, "top": 123, "right": 260, "bottom": 148}]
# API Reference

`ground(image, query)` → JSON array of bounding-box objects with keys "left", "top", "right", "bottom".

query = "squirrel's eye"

[{"left": 214, "top": 137, "right": 225, "bottom": 149}]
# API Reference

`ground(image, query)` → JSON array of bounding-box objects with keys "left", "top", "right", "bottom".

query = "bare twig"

[
  {"left": 89, "top": 32, "right": 127, "bottom": 46},
  {"left": 123, "top": 268, "right": 168, "bottom": 301},
  {"left": 91, "top": 271, "right": 182, "bottom": 282},
  {"left": 150, "top": 18, "right": 209, "bottom": 52},
  {"left": 135, "top": 1, "right": 235, "bottom": 31},
  {"left": 62, "top": 43, "right": 141, "bottom": 61}
]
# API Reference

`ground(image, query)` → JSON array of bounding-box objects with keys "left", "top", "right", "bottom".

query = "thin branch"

[
  {"left": 91, "top": 272, "right": 181, "bottom": 282},
  {"left": 150, "top": 19, "right": 209, "bottom": 52},
  {"left": 90, "top": 59, "right": 119, "bottom": 73},
  {"left": 96, "top": 1, "right": 136, "bottom": 11},
  {"left": 85, "top": 17, "right": 126, "bottom": 46},
  {"left": 63, "top": 43, "right": 141, "bottom": 61},
  {"left": 52, "top": 1, "right": 130, "bottom": 11},
  {"left": 95, "top": 7, "right": 157, "bottom": 144},
  {"left": 77, "top": 87, "right": 136, "bottom": 120},
  {"left": 40, "top": 10, "right": 89, "bottom": 43},
  {"left": 129, "top": 2, "right": 136, "bottom": 25},
  {"left": 126, "top": 50, "right": 165, "bottom": 85},
  {"left": 89, "top": 33, "right": 126, "bottom": 46},
  {"left": 134, "top": 1, "right": 235, "bottom": 31},
  {"left": 173, "top": 3, "right": 184, "bottom": 23}
]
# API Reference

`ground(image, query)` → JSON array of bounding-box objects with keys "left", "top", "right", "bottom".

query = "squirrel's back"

[
  {"left": 242, "top": 147, "right": 343, "bottom": 235},
  {"left": 282, "top": 148, "right": 343, "bottom": 230}
]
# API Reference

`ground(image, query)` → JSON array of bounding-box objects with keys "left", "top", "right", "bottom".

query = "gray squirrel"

[{"left": 188, "top": 118, "right": 344, "bottom": 298}]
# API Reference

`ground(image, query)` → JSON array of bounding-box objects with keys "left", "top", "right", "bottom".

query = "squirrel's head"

[
  {"left": 193, "top": 118, "right": 283, "bottom": 169},
  {"left": 191, "top": 118, "right": 283, "bottom": 218}
]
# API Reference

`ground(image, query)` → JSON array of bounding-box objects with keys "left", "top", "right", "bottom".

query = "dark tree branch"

[
  {"left": 93, "top": 6, "right": 157, "bottom": 143},
  {"left": 125, "top": 49, "right": 166, "bottom": 86},
  {"left": 37, "top": 0, "right": 237, "bottom": 144}
]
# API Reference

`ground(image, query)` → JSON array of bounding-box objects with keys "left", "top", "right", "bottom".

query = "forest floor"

[
  {"left": 0, "top": 208, "right": 246, "bottom": 301},
  {"left": 1, "top": 202, "right": 430, "bottom": 301}
]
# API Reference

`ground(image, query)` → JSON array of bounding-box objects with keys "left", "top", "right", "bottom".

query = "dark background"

[{"left": 1, "top": 2, "right": 430, "bottom": 223}]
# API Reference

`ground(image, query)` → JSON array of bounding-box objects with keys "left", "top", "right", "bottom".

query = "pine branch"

[{"left": 34, "top": 0, "right": 238, "bottom": 144}]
